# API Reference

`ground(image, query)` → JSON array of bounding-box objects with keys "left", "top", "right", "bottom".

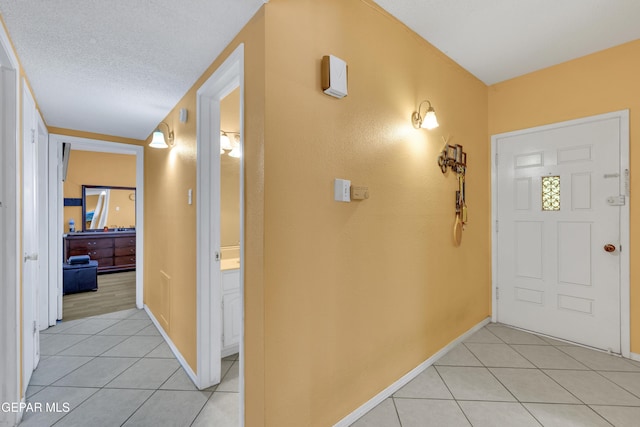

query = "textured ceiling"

[
  {"left": 1, "top": 1, "right": 639, "bottom": 140},
  {"left": 374, "top": 0, "right": 640, "bottom": 85},
  {"left": 0, "top": 0, "right": 265, "bottom": 140}
]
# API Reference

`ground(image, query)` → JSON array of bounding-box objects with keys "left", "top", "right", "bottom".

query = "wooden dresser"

[{"left": 64, "top": 231, "right": 136, "bottom": 274}]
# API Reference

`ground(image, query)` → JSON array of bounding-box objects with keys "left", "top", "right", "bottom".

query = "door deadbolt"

[{"left": 604, "top": 244, "right": 616, "bottom": 253}]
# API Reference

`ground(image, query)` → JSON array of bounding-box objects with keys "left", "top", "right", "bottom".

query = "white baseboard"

[
  {"left": 333, "top": 317, "right": 491, "bottom": 427},
  {"left": 630, "top": 352, "right": 640, "bottom": 362},
  {"left": 144, "top": 305, "right": 198, "bottom": 386}
]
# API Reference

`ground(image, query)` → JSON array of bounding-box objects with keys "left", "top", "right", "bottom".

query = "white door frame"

[
  {"left": 196, "top": 43, "right": 245, "bottom": 422},
  {"left": 37, "top": 110, "right": 51, "bottom": 328},
  {"left": 0, "top": 19, "right": 22, "bottom": 427},
  {"left": 48, "top": 134, "right": 145, "bottom": 319},
  {"left": 491, "top": 110, "right": 630, "bottom": 357}
]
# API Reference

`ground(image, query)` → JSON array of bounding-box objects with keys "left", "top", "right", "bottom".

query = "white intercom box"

[{"left": 322, "top": 55, "right": 348, "bottom": 99}]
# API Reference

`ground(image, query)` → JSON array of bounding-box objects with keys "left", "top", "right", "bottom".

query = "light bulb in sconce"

[
  {"left": 220, "top": 132, "right": 233, "bottom": 151},
  {"left": 228, "top": 134, "right": 241, "bottom": 158},
  {"left": 411, "top": 100, "right": 439, "bottom": 130},
  {"left": 422, "top": 107, "right": 439, "bottom": 130},
  {"left": 220, "top": 130, "right": 241, "bottom": 157},
  {"left": 149, "top": 122, "right": 174, "bottom": 149},
  {"left": 228, "top": 146, "right": 241, "bottom": 158},
  {"left": 150, "top": 130, "right": 168, "bottom": 148}
]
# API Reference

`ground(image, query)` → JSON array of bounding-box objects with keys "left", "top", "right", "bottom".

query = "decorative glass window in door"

[{"left": 542, "top": 176, "right": 560, "bottom": 211}]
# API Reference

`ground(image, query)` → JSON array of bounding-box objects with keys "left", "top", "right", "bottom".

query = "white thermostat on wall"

[{"left": 322, "top": 55, "right": 348, "bottom": 99}]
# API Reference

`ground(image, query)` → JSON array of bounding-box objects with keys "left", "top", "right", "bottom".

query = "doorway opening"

[
  {"left": 48, "top": 135, "right": 145, "bottom": 322},
  {"left": 196, "top": 43, "right": 245, "bottom": 423},
  {"left": 61, "top": 153, "right": 138, "bottom": 320}
]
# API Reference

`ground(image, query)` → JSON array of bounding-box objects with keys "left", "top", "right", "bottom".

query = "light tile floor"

[
  {"left": 352, "top": 323, "right": 640, "bottom": 427},
  {"left": 21, "top": 308, "right": 238, "bottom": 427},
  {"left": 26, "top": 317, "right": 640, "bottom": 426}
]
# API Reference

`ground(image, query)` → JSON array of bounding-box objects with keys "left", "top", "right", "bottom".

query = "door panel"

[
  {"left": 22, "top": 83, "right": 39, "bottom": 391},
  {"left": 496, "top": 116, "right": 622, "bottom": 353}
]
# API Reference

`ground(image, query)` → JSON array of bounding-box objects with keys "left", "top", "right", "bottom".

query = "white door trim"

[
  {"left": 491, "top": 110, "right": 630, "bottom": 357},
  {"left": 0, "top": 19, "right": 22, "bottom": 427},
  {"left": 196, "top": 43, "right": 245, "bottom": 423},
  {"left": 36, "top": 114, "right": 52, "bottom": 328},
  {"left": 48, "top": 134, "right": 145, "bottom": 318}
]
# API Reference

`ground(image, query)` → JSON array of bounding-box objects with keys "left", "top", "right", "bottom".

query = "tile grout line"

[
  {"left": 389, "top": 396, "right": 403, "bottom": 427},
  {"left": 30, "top": 309, "right": 168, "bottom": 425},
  {"left": 503, "top": 335, "right": 634, "bottom": 426},
  {"left": 431, "top": 365, "right": 473, "bottom": 426},
  {"left": 40, "top": 312, "right": 144, "bottom": 425},
  {"left": 115, "top": 388, "right": 159, "bottom": 427},
  {"left": 56, "top": 314, "right": 150, "bottom": 426},
  {"left": 522, "top": 343, "right": 637, "bottom": 407},
  {"left": 354, "top": 325, "right": 640, "bottom": 426},
  {"left": 590, "top": 369, "right": 640, "bottom": 400},
  {"left": 466, "top": 326, "right": 580, "bottom": 426},
  {"left": 499, "top": 340, "right": 580, "bottom": 427}
]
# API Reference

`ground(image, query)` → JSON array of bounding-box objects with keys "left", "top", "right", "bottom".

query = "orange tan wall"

[
  {"left": 263, "top": 0, "right": 490, "bottom": 425},
  {"left": 63, "top": 150, "right": 136, "bottom": 232},
  {"left": 143, "top": 9, "right": 266, "bottom": 416},
  {"left": 488, "top": 39, "right": 640, "bottom": 353}
]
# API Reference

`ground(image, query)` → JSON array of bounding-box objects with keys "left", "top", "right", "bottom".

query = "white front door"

[
  {"left": 22, "top": 83, "right": 40, "bottom": 390},
  {"left": 495, "top": 112, "right": 628, "bottom": 354}
]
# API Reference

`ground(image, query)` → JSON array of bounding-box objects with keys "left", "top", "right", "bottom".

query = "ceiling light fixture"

[
  {"left": 149, "top": 122, "right": 174, "bottom": 149},
  {"left": 411, "top": 100, "right": 439, "bottom": 130}
]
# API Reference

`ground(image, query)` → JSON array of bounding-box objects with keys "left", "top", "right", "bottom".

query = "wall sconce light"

[
  {"left": 220, "top": 131, "right": 233, "bottom": 153},
  {"left": 149, "top": 122, "right": 174, "bottom": 149},
  {"left": 411, "top": 100, "right": 439, "bottom": 130},
  {"left": 221, "top": 130, "right": 241, "bottom": 158}
]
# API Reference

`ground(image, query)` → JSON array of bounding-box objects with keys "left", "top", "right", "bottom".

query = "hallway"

[{"left": 21, "top": 308, "right": 238, "bottom": 426}]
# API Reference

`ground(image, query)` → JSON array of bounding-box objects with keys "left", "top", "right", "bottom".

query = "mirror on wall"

[{"left": 82, "top": 185, "right": 136, "bottom": 231}]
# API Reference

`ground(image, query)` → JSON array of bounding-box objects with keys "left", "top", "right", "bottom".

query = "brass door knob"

[{"left": 604, "top": 244, "right": 616, "bottom": 253}]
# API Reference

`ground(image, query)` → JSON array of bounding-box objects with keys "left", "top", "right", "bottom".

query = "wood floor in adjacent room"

[{"left": 62, "top": 271, "right": 136, "bottom": 321}]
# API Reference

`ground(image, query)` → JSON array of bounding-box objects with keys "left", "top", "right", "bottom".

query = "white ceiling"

[
  {"left": 0, "top": 0, "right": 265, "bottom": 140},
  {"left": 374, "top": 0, "right": 640, "bottom": 85},
  {"left": 1, "top": 1, "right": 639, "bottom": 140}
]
